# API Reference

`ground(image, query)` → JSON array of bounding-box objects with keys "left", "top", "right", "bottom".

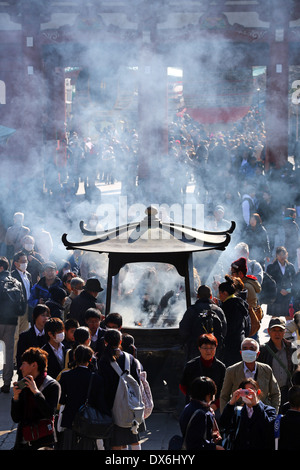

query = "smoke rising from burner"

[{"left": 0, "top": 4, "right": 291, "bottom": 329}]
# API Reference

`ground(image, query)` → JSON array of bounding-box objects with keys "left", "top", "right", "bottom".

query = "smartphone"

[
  {"left": 239, "top": 389, "right": 251, "bottom": 397},
  {"left": 16, "top": 378, "right": 27, "bottom": 390}
]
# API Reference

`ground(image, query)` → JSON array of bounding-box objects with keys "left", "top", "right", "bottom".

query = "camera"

[
  {"left": 239, "top": 389, "right": 250, "bottom": 397},
  {"left": 16, "top": 378, "right": 27, "bottom": 390}
]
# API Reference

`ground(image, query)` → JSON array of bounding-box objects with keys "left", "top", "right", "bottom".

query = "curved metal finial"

[{"left": 79, "top": 220, "right": 97, "bottom": 236}]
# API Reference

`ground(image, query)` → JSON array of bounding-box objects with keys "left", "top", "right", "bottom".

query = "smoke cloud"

[{"left": 0, "top": 5, "right": 295, "bottom": 327}]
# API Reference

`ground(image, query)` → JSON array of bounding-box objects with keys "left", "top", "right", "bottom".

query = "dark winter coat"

[
  {"left": 28, "top": 276, "right": 63, "bottom": 309},
  {"left": 220, "top": 295, "right": 250, "bottom": 367},
  {"left": 69, "top": 290, "right": 98, "bottom": 326},
  {"left": 179, "top": 298, "right": 227, "bottom": 361},
  {"left": 220, "top": 401, "right": 277, "bottom": 450}
]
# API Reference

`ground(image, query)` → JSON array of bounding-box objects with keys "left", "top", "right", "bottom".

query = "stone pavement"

[
  {"left": 0, "top": 371, "right": 181, "bottom": 451},
  {"left": 0, "top": 310, "right": 271, "bottom": 451}
]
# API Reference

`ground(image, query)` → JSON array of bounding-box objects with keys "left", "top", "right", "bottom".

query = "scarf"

[
  {"left": 23, "top": 372, "right": 47, "bottom": 423},
  {"left": 200, "top": 356, "right": 214, "bottom": 368}
]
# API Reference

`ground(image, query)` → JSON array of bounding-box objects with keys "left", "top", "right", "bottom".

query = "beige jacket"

[
  {"left": 243, "top": 276, "right": 261, "bottom": 308},
  {"left": 220, "top": 360, "right": 281, "bottom": 413}
]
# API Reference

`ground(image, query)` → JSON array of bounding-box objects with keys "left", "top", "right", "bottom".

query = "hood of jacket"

[{"left": 244, "top": 275, "right": 261, "bottom": 294}]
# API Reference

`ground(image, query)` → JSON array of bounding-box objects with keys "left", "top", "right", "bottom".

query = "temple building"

[{"left": 0, "top": 0, "right": 300, "bottom": 175}]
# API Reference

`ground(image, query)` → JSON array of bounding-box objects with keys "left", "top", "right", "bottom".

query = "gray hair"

[
  {"left": 241, "top": 337, "right": 259, "bottom": 352},
  {"left": 70, "top": 277, "right": 84, "bottom": 288}
]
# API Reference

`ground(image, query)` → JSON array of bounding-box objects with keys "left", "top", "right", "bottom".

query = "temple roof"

[{"left": 62, "top": 207, "right": 235, "bottom": 255}]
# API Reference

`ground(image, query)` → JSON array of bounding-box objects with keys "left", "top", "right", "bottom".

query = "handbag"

[
  {"left": 22, "top": 418, "right": 54, "bottom": 442},
  {"left": 139, "top": 370, "right": 154, "bottom": 419},
  {"left": 72, "top": 373, "right": 113, "bottom": 440}
]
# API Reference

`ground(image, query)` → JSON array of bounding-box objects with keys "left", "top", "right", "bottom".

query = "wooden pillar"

[{"left": 264, "top": 7, "right": 289, "bottom": 169}]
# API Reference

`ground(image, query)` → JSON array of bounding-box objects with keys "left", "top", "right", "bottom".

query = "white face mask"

[
  {"left": 19, "top": 263, "right": 28, "bottom": 272},
  {"left": 54, "top": 332, "right": 65, "bottom": 343},
  {"left": 241, "top": 350, "right": 257, "bottom": 363},
  {"left": 24, "top": 244, "right": 34, "bottom": 252}
]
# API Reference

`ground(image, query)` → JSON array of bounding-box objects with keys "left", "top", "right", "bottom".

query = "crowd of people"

[{"left": 1, "top": 105, "right": 300, "bottom": 451}]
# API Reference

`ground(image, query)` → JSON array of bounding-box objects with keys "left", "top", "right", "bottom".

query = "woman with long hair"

[{"left": 98, "top": 329, "right": 142, "bottom": 450}]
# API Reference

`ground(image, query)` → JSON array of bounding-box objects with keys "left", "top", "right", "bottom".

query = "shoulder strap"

[
  {"left": 182, "top": 409, "right": 203, "bottom": 449},
  {"left": 264, "top": 344, "right": 292, "bottom": 380},
  {"left": 274, "top": 414, "right": 282, "bottom": 450},
  {"left": 39, "top": 374, "right": 56, "bottom": 392},
  {"left": 111, "top": 352, "right": 130, "bottom": 376},
  {"left": 85, "top": 372, "right": 94, "bottom": 404},
  {"left": 123, "top": 351, "right": 130, "bottom": 372}
]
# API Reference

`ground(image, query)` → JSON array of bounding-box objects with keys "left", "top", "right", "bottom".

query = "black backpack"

[
  {"left": 192, "top": 309, "right": 223, "bottom": 347},
  {"left": 259, "top": 271, "right": 277, "bottom": 305},
  {"left": 0, "top": 276, "right": 24, "bottom": 316}
]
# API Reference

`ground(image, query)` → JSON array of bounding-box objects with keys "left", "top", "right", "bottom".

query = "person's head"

[
  {"left": 104, "top": 312, "right": 123, "bottom": 330},
  {"left": 74, "top": 344, "right": 93, "bottom": 366},
  {"left": 189, "top": 376, "right": 217, "bottom": 404},
  {"left": 13, "top": 212, "right": 24, "bottom": 226},
  {"left": 13, "top": 251, "right": 28, "bottom": 273},
  {"left": 74, "top": 326, "right": 91, "bottom": 346},
  {"left": 239, "top": 377, "right": 260, "bottom": 393},
  {"left": 49, "top": 286, "right": 67, "bottom": 305},
  {"left": 293, "top": 312, "right": 300, "bottom": 334},
  {"left": 197, "top": 334, "right": 217, "bottom": 361},
  {"left": 234, "top": 242, "right": 249, "bottom": 259},
  {"left": 70, "top": 277, "right": 85, "bottom": 296},
  {"left": 44, "top": 317, "right": 65, "bottom": 344},
  {"left": 244, "top": 183, "right": 256, "bottom": 198},
  {"left": 64, "top": 318, "right": 79, "bottom": 343},
  {"left": 0, "top": 256, "right": 9, "bottom": 272},
  {"left": 197, "top": 285, "right": 212, "bottom": 300},
  {"left": 218, "top": 275, "right": 236, "bottom": 301},
  {"left": 43, "top": 262, "right": 57, "bottom": 283},
  {"left": 249, "top": 213, "right": 262, "bottom": 228},
  {"left": 231, "top": 276, "right": 244, "bottom": 293},
  {"left": 60, "top": 261, "right": 72, "bottom": 276},
  {"left": 276, "top": 246, "right": 288, "bottom": 263},
  {"left": 240, "top": 338, "right": 260, "bottom": 364},
  {"left": 20, "top": 347, "right": 48, "bottom": 378},
  {"left": 87, "top": 213, "right": 99, "bottom": 230},
  {"left": 32, "top": 304, "right": 51, "bottom": 331},
  {"left": 214, "top": 205, "right": 225, "bottom": 221},
  {"left": 83, "top": 277, "right": 103, "bottom": 298},
  {"left": 238, "top": 378, "right": 262, "bottom": 405},
  {"left": 85, "top": 308, "right": 101, "bottom": 335},
  {"left": 22, "top": 235, "right": 35, "bottom": 253},
  {"left": 284, "top": 208, "right": 297, "bottom": 219},
  {"left": 62, "top": 271, "right": 76, "bottom": 293},
  {"left": 288, "top": 385, "right": 300, "bottom": 410},
  {"left": 121, "top": 333, "right": 136, "bottom": 357},
  {"left": 231, "top": 257, "right": 247, "bottom": 279},
  {"left": 103, "top": 328, "right": 122, "bottom": 361},
  {"left": 268, "top": 317, "right": 286, "bottom": 345}
]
